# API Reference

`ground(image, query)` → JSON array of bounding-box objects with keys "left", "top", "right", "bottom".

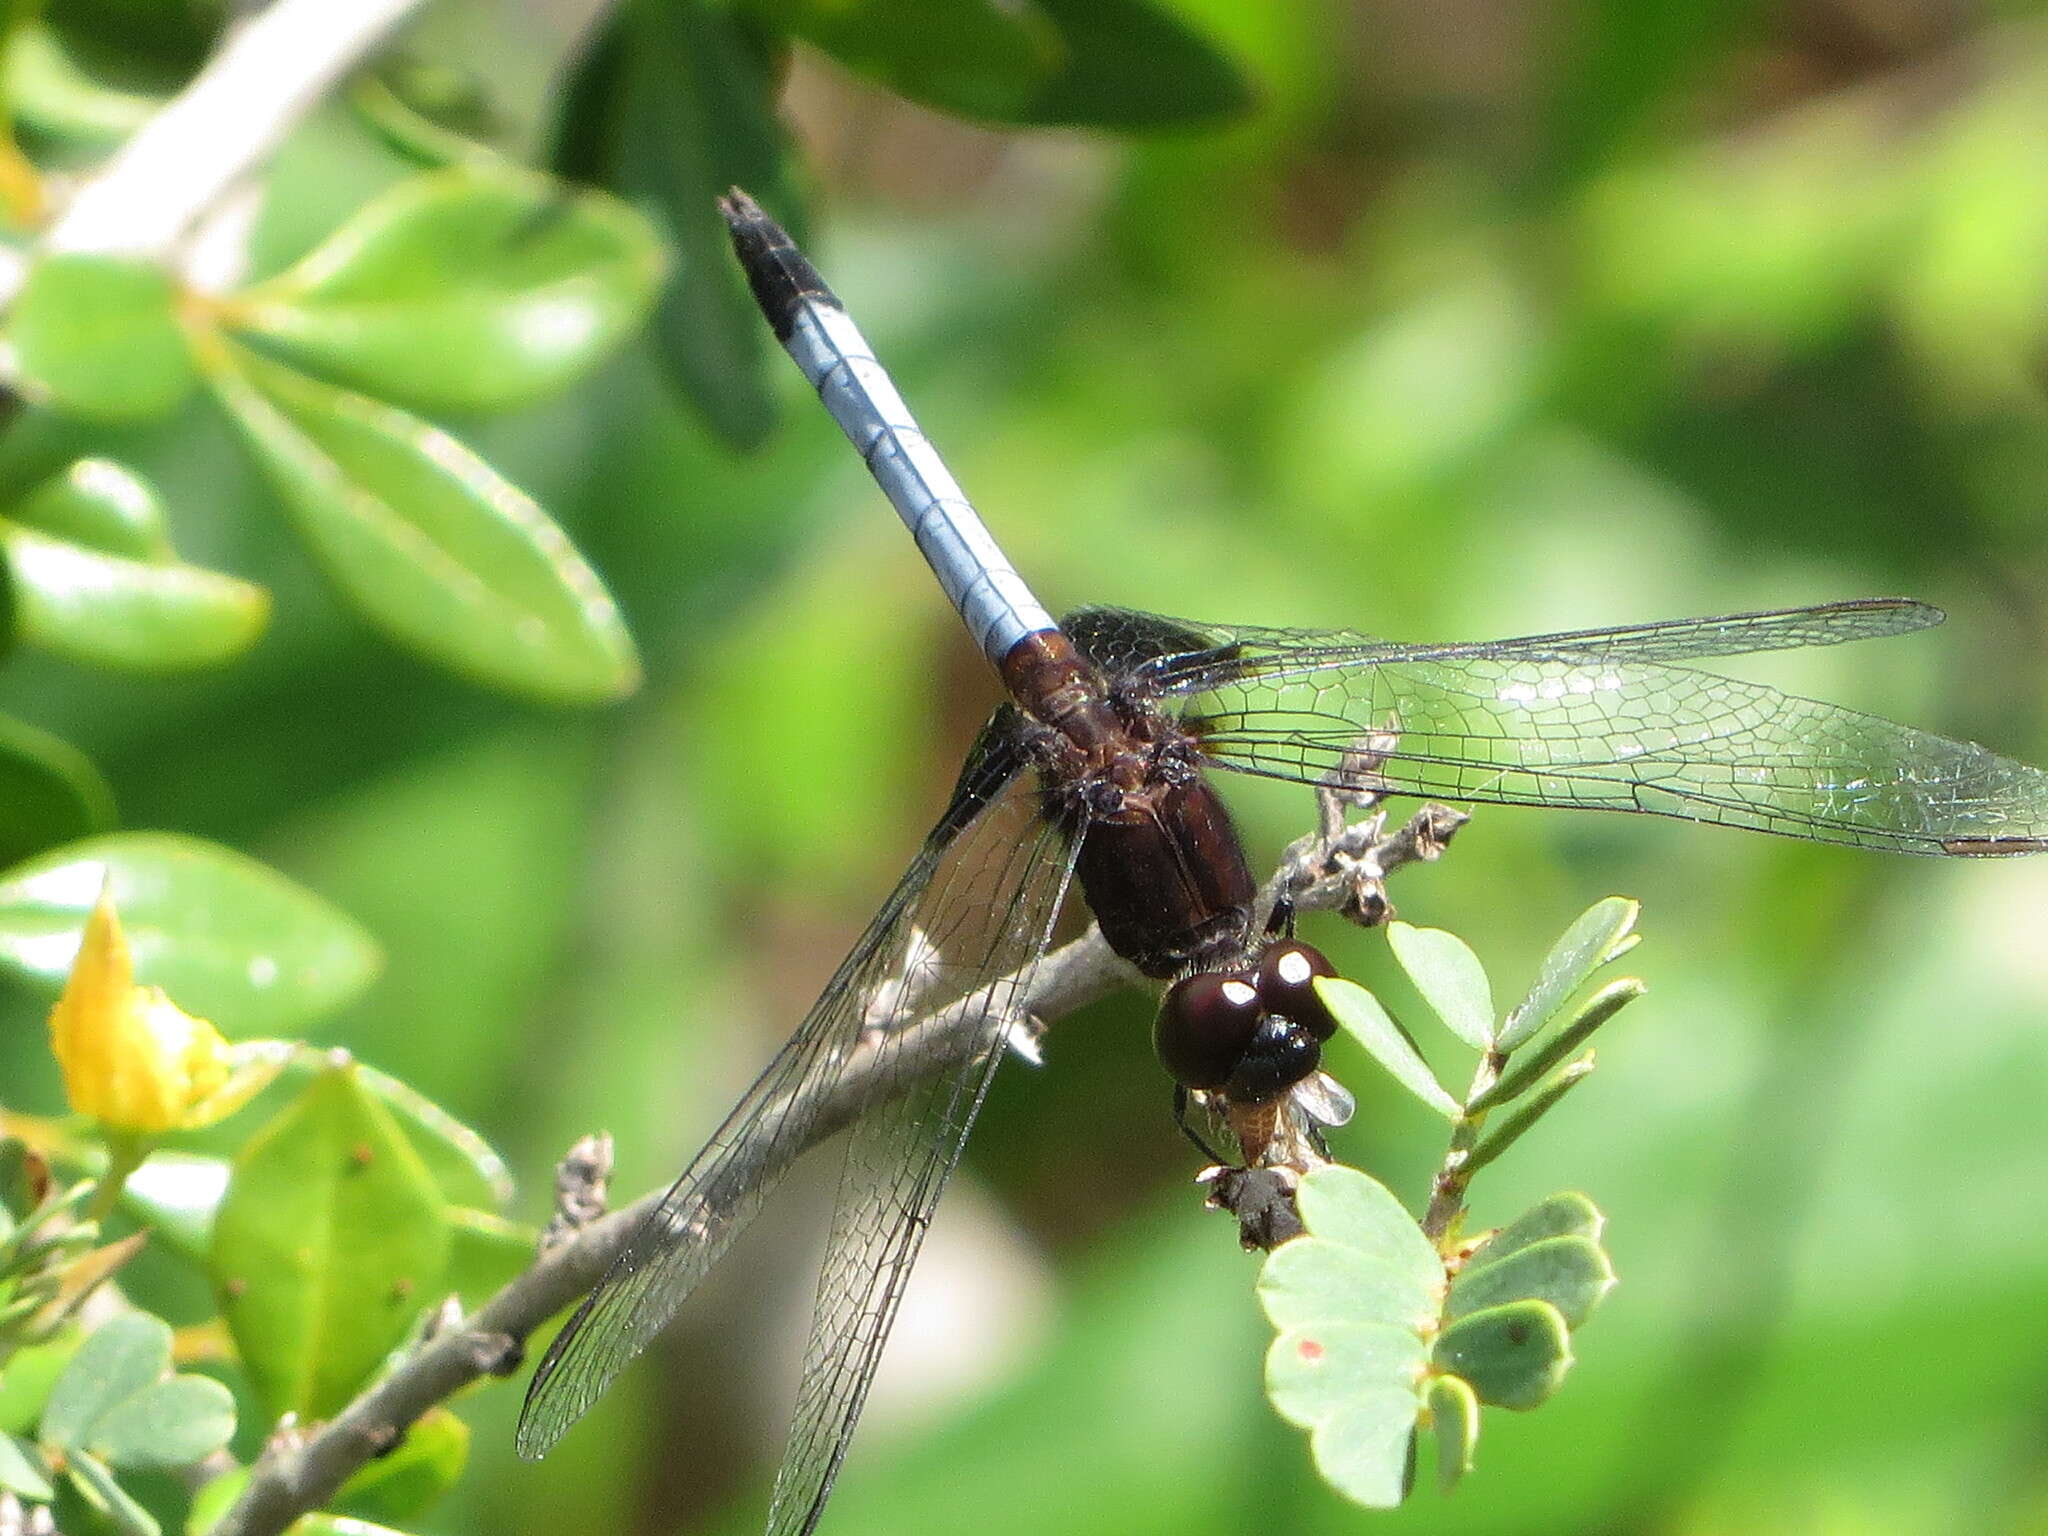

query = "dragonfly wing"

[
  {"left": 765, "top": 724, "right": 1079, "bottom": 1536},
  {"left": 1127, "top": 598, "right": 1947, "bottom": 697},
  {"left": 517, "top": 707, "right": 1079, "bottom": 1464},
  {"left": 1170, "top": 632, "right": 2048, "bottom": 855}
]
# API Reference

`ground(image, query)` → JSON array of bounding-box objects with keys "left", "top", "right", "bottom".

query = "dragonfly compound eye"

[
  {"left": 1255, "top": 939, "right": 1339, "bottom": 1041},
  {"left": 1154, "top": 971, "right": 1263, "bottom": 1089},
  {"left": 1223, "top": 1014, "right": 1322, "bottom": 1105}
]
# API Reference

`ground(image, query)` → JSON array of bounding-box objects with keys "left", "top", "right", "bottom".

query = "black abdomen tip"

[{"left": 719, "top": 186, "right": 840, "bottom": 341}]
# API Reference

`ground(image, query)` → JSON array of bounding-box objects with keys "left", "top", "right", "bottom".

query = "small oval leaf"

[
  {"left": 12, "top": 460, "right": 171, "bottom": 561},
  {"left": 1479, "top": 1192, "right": 1606, "bottom": 1263},
  {"left": 39, "top": 1314, "right": 171, "bottom": 1452},
  {"left": 0, "top": 832, "right": 382, "bottom": 1035},
  {"left": 0, "top": 712, "right": 115, "bottom": 867},
  {"left": 8, "top": 255, "right": 194, "bottom": 421},
  {"left": 0, "top": 1430, "right": 52, "bottom": 1500},
  {"left": 1428, "top": 1373, "right": 1479, "bottom": 1494},
  {"left": 1447, "top": 1234, "right": 1616, "bottom": 1329},
  {"left": 206, "top": 344, "right": 639, "bottom": 704},
  {"left": 226, "top": 166, "right": 663, "bottom": 415},
  {"left": 1293, "top": 1164, "right": 1444, "bottom": 1305},
  {"left": 1265, "top": 1323, "right": 1421, "bottom": 1509},
  {"left": 210, "top": 1064, "right": 451, "bottom": 1420},
  {"left": 1, "top": 520, "right": 270, "bottom": 671},
  {"left": 1387, "top": 922, "right": 1495, "bottom": 1048},
  {"left": 1498, "top": 896, "right": 1641, "bottom": 1051},
  {"left": 1430, "top": 1300, "right": 1573, "bottom": 1411},
  {"left": 1315, "top": 978, "right": 1459, "bottom": 1118},
  {"left": 86, "top": 1374, "right": 234, "bottom": 1469},
  {"left": 1260, "top": 1237, "right": 1439, "bottom": 1336}
]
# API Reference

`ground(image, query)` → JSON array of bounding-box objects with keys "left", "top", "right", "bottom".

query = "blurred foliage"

[{"left": 0, "top": 0, "right": 2044, "bottom": 1534}]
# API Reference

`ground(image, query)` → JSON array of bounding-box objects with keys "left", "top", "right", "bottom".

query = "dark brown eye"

[
  {"left": 1154, "top": 971, "right": 1262, "bottom": 1089},
  {"left": 1255, "top": 940, "right": 1339, "bottom": 1040}
]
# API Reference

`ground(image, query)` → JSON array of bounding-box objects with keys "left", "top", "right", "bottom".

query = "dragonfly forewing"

[{"left": 517, "top": 711, "right": 1081, "bottom": 1472}]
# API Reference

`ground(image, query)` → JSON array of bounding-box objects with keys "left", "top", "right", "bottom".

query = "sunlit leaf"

[
  {"left": 0, "top": 1430, "right": 51, "bottom": 1500},
  {"left": 1497, "top": 896, "right": 1640, "bottom": 1051},
  {"left": 6, "top": 22, "right": 161, "bottom": 144},
  {"left": 1446, "top": 1234, "right": 1616, "bottom": 1329},
  {"left": 38, "top": 1314, "right": 171, "bottom": 1452},
  {"left": 8, "top": 255, "right": 193, "bottom": 420},
  {"left": 119, "top": 1151, "right": 229, "bottom": 1260},
  {"left": 1386, "top": 922, "right": 1495, "bottom": 1049},
  {"left": 0, "top": 518, "right": 270, "bottom": 671},
  {"left": 334, "top": 1405, "right": 467, "bottom": 1524},
  {"left": 206, "top": 344, "right": 640, "bottom": 704},
  {"left": 210, "top": 1064, "right": 450, "bottom": 1420},
  {"left": 1430, "top": 1299, "right": 1572, "bottom": 1411},
  {"left": 1315, "top": 978, "right": 1460, "bottom": 1118},
  {"left": 12, "top": 459, "right": 170, "bottom": 562},
  {"left": 1265, "top": 1323, "right": 1421, "bottom": 1508},
  {"left": 226, "top": 166, "right": 663, "bottom": 415},
  {"left": 1427, "top": 1373, "right": 1478, "bottom": 1494},
  {"left": 0, "top": 832, "right": 381, "bottom": 1035},
  {"left": 0, "top": 713, "right": 114, "bottom": 867},
  {"left": 1478, "top": 1191, "right": 1605, "bottom": 1262},
  {"left": 85, "top": 1374, "right": 234, "bottom": 1469}
]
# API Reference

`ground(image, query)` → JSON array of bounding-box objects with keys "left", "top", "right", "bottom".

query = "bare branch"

[
  {"left": 22, "top": 0, "right": 426, "bottom": 279},
  {"left": 208, "top": 804, "right": 1463, "bottom": 1536}
]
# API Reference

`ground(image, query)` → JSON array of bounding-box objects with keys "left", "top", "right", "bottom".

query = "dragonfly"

[{"left": 517, "top": 188, "right": 2048, "bottom": 1534}]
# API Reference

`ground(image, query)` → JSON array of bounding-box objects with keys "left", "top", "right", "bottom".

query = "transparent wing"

[
  {"left": 517, "top": 709, "right": 1081, "bottom": 1474},
  {"left": 1094, "top": 603, "right": 2048, "bottom": 856},
  {"left": 1122, "top": 597, "right": 1947, "bottom": 695}
]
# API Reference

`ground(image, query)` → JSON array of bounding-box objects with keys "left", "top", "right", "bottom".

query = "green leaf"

[
  {"left": 1293, "top": 1165, "right": 1443, "bottom": 1307},
  {"left": 38, "top": 1314, "right": 171, "bottom": 1452},
  {"left": 747, "top": 0, "right": 1056, "bottom": 121},
  {"left": 1315, "top": 978, "right": 1460, "bottom": 1118},
  {"left": 1476, "top": 978, "right": 1642, "bottom": 1110},
  {"left": 226, "top": 1043, "right": 514, "bottom": 1209},
  {"left": 86, "top": 1374, "right": 234, "bottom": 1469},
  {"left": 185, "top": 1465, "right": 246, "bottom": 1534},
  {"left": 210, "top": 1064, "right": 451, "bottom": 1420},
  {"left": 609, "top": 0, "right": 804, "bottom": 449},
  {"left": 0, "top": 1430, "right": 52, "bottom": 1500},
  {"left": 1386, "top": 923, "right": 1495, "bottom": 1049},
  {"left": 0, "top": 832, "right": 381, "bottom": 1035},
  {"left": 333, "top": 1405, "right": 467, "bottom": 1524},
  {"left": 1430, "top": 1300, "right": 1573, "bottom": 1411},
  {"left": 1427, "top": 1373, "right": 1478, "bottom": 1494},
  {"left": 226, "top": 166, "right": 663, "bottom": 415},
  {"left": 0, "top": 713, "right": 114, "bottom": 867},
  {"left": 0, "top": 518, "right": 271, "bottom": 671},
  {"left": 1479, "top": 1192, "right": 1605, "bottom": 1263},
  {"left": 1265, "top": 1324, "right": 1421, "bottom": 1508},
  {"left": 1464, "top": 1059, "right": 1595, "bottom": 1177},
  {"left": 8, "top": 255, "right": 194, "bottom": 421},
  {"left": 447, "top": 1206, "right": 536, "bottom": 1305},
  {"left": 1446, "top": 1234, "right": 1616, "bottom": 1329},
  {"left": 119, "top": 1151, "right": 229, "bottom": 1260},
  {"left": 205, "top": 344, "right": 639, "bottom": 704},
  {"left": 1260, "top": 1238, "right": 1439, "bottom": 1336},
  {"left": 1017, "top": 0, "right": 1254, "bottom": 128},
  {"left": 66, "top": 1447, "right": 160, "bottom": 1536},
  {"left": 0, "top": 1330, "right": 78, "bottom": 1436},
  {"left": 1497, "top": 896, "right": 1641, "bottom": 1051},
  {"left": 13, "top": 459, "right": 171, "bottom": 561},
  {"left": 6, "top": 23, "right": 161, "bottom": 143}
]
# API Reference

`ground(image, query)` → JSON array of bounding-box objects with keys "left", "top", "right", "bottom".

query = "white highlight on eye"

[
  {"left": 1274, "top": 950, "right": 1314, "bottom": 985},
  {"left": 1221, "top": 978, "right": 1258, "bottom": 1007}
]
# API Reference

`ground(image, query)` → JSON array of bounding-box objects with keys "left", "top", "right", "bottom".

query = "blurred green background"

[{"left": 12, "top": 0, "right": 2048, "bottom": 1531}]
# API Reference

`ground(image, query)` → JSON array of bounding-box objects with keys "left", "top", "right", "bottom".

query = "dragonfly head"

[{"left": 1153, "top": 939, "right": 1340, "bottom": 1106}]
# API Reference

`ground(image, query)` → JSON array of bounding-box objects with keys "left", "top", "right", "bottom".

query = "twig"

[
  {"left": 208, "top": 804, "right": 1464, "bottom": 1536},
  {"left": 28, "top": 0, "right": 428, "bottom": 271}
]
